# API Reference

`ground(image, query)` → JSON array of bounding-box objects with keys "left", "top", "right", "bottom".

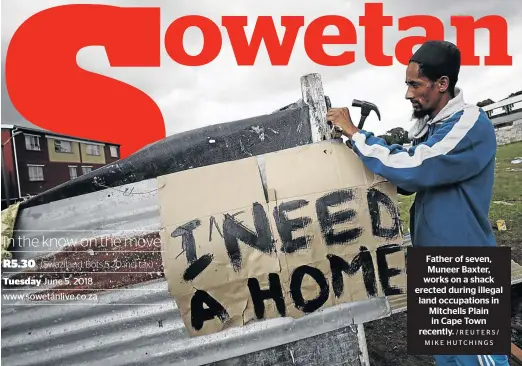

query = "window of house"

[
  {"left": 25, "top": 135, "right": 41, "bottom": 151},
  {"left": 69, "top": 166, "right": 78, "bottom": 180},
  {"left": 55, "top": 140, "right": 73, "bottom": 153},
  {"left": 86, "top": 144, "right": 100, "bottom": 156},
  {"left": 28, "top": 165, "right": 44, "bottom": 181},
  {"left": 82, "top": 166, "right": 93, "bottom": 174},
  {"left": 110, "top": 146, "right": 118, "bottom": 158}
]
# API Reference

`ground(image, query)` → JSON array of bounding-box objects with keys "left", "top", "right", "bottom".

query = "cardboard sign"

[{"left": 158, "top": 140, "right": 406, "bottom": 337}]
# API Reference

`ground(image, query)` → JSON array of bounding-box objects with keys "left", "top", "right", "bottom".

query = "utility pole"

[
  {"left": 1, "top": 129, "right": 21, "bottom": 209},
  {"left": 1, "top": 141, "right": 11, "bottom": 209}
]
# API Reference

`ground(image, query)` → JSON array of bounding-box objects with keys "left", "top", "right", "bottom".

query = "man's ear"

[{"left": 438, "top": 76, "right": 450, "bottom": 93}]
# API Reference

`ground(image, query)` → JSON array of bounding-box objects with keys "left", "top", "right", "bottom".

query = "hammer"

[
  {"left": 346, "top": 99, "right": 381, "bottom": 148},
  {"left": 325, "top": 97, "right": 381, "bottom": 147},
  {"left": 352, "top": 99, "right": 381, "bottom": 130}
]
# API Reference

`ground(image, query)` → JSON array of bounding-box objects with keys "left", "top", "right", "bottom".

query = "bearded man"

[{"left": 326, "top": 40, "right": 509, "bottom": 366}]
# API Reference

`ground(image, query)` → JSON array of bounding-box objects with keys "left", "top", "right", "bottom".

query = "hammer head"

[{"left": 352, "top": 99, "right": 381, "bottom": 121}]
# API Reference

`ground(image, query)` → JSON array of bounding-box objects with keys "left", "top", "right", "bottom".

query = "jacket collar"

[
  {"left": 430, "top": 87, "right": 467, "bottom": 124},
  {"left": 408, "top": 87, "right": 470, "bottom": 140}
]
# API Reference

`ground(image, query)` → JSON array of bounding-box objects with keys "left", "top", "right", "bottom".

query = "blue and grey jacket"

[{"left": 349, "top": 89, "right": 497, "bottom": 247}]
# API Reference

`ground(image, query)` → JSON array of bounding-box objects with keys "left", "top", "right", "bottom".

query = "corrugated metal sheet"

[
  {"left": 2, "top": 277, "right": 390, "bottom": 366},
  {"left": 2, "top": 178, "right": 392, "bottom": 366},
  {"left": 9, "top": 179, "right": 160, "bottom": 261},
  {"left": 5, "top": 176, "right": 522, "bottom": 365}
]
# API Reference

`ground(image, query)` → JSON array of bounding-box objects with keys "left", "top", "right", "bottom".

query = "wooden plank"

[
  {"left": 300, "top": 73, "right": 330, "bottom": 143},
  {"left": 511, "top": 342, "right": 522, "bottom": 363}
]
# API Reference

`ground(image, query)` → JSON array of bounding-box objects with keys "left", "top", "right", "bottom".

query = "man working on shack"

[{"left": 326, "top": 40, "right": 509, "bottom": 366}]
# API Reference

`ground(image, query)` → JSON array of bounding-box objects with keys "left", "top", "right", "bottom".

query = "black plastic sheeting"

[{"left": 20, "top": 100, "right": 314, "bottom": 209}]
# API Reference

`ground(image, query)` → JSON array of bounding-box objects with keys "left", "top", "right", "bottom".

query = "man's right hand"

[{"left": 326, "top": 107, "right": 359, "bottom": 138}]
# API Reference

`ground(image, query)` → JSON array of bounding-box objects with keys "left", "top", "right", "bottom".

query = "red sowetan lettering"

[
  {"left": 165, "top": 15, "right": 222, "bottom": 66},
  {"left": 5, "top": 8, "right": 512, "bottom": 158},
  {"left": 451, "top": 15, "right": 512, "bottom": 66},
  {"left": 5, "top": 5, "right": 166, "bottom": 159},
  {"left": 304, "top": 15, "right": 356, "bottom": 66},
  {"left": 359, "top": 3, "right": 393, "bottom": 66},
  {"left": 222, "top": 16, "right": 304, "bottom": 66},
  {"left": 395, "top": 15, "right": 445, "bottom": 65}
]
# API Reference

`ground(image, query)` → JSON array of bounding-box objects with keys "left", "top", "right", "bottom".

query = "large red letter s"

[{"left": 5, "top": 5, "right": 166, "bottom": 159}]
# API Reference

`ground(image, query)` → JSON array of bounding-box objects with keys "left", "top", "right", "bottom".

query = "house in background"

[
  {"left": 1, "top": 124, "right": 121, "bottom": 209},
  {"left": 480, "top": 94, "right": 522, "bottom": 130}
]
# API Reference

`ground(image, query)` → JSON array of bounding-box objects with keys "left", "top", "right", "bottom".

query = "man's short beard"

[{"left": 412, "top": 108, "right": 431, "bottom": 120}]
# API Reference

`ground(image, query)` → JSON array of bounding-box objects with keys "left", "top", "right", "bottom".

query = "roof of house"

[
  {"left": 481, "top": 94, "right": 522, "bottom": 112},
  {"left": 1, "top": 123, "right": 120, "bottom": 146}
]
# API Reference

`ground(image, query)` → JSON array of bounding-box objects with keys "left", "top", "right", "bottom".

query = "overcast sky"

[{"left": 1, "top": 0, "right": 521, "bottom": 138}]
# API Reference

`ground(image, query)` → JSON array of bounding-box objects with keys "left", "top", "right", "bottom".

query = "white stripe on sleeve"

[{"left": 352, "top": 106, "right": 480, "bottom": 169}]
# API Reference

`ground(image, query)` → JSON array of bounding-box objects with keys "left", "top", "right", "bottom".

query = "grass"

[
  {"left": 489, "top": 142, "right": 522, "bottom": 258},
  {"left": 398, "top": 141, "right": 522, "bottom": 261}
]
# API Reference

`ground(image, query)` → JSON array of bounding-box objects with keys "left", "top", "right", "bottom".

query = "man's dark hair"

[{"left": 409, "top": 40, "right": 462, "bottom": 97}]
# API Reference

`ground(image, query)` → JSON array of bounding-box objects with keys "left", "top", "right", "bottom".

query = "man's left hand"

[{"left": 326, "top": 107, "right": 359, "bottom": 138}]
